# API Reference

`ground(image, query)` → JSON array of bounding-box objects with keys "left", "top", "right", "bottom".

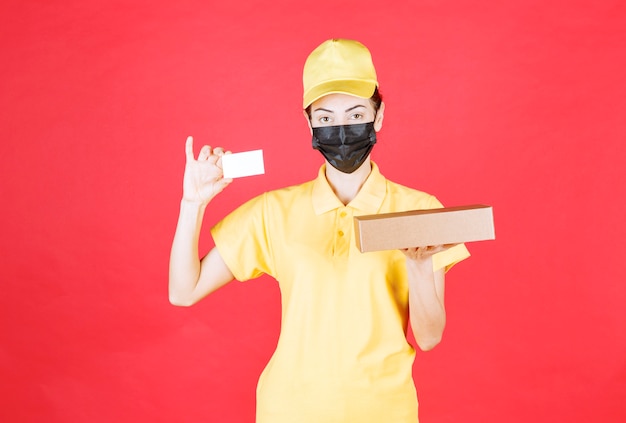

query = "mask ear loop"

[
  {"left": 368, "top": 120, "right": 378, "bottom": 144},
  {"left": 312, "top": 134, "right": 321, "bottom": 149}
]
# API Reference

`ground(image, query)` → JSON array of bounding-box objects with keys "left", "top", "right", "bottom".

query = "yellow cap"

[{"left": 302, "top": 39, "right": 378, "bottom": 109}]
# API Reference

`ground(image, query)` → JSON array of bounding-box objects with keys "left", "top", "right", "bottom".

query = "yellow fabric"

[
  {"left": 211, "top": 163, "right": 470, "bottom": 423},
  {"left": 302, "top": 39, "right": 378, "bottom": 108}
]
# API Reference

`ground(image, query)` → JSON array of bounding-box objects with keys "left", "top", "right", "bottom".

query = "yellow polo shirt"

[{"left": 211, "top": 163, "right": 469, "bottom": 423}]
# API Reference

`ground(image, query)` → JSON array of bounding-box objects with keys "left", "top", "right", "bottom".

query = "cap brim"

[{"left": 303, "top": 80, "right": 377, "bottom": 109}]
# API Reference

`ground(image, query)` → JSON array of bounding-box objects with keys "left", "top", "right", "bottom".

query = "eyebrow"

[{"left": 313, "top": 105, "right": 367, "bottom": 114}]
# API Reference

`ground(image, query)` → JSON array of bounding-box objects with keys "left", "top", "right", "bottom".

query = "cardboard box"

[{"left": 354, "top": 204, "right": 495, "bottom": 252}]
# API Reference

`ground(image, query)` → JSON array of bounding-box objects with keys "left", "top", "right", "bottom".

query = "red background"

[{"left": 1, "top": 1, "right": 625, "bottom": 422}]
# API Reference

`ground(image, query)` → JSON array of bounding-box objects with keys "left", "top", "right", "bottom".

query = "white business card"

[{"left": 222, "top": 149, "right": 265, "bottom": 179}]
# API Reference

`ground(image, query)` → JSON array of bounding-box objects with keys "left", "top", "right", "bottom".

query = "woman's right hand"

[{"left": 182, "top": 136, "right": 233, "bottom": 205}]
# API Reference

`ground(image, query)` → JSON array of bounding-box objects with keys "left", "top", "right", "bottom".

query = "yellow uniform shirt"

[{"left": 211, "top": 163, "right": 470, "bottom": 423}]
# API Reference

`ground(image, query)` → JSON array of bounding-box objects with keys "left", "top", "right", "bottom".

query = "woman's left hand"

[{"left": 401, "top": 244, "right": 457, "bottom": 262}]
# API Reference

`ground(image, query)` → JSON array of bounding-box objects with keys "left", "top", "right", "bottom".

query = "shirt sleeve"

[
  {"left": 427, "top": 195, "right": 471, "bottom": 272},
  {"left": 210, "top": 193, "right": 275, "bottom": 282},
  {"left": 433, "top": 244, "right": 471, "bottom": 272}
]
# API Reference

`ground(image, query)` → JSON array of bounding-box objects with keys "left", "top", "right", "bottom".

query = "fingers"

[
  {"left": 424, "top": 245, "right": 443, "bottom": 254},
  {"left": 402, "top": 244, "right": 449, "bottom": 261},
  {"left": 185, "top": 136, "right": 211, "bottom": 161},
  {"left": 199, "top": 145, "right": 211, "bottom": 160},
  {"left": 216, "top": 177, "right": 234, "bottom": 189},
  {"left": 185, "top": 135, "right": 230, "bottom": 162},
  {"left": 414, "top": 244, "right": 455, "bottom": 254},
  {"left": 185, "top": 136, "right": 194, "bottom": 162}
]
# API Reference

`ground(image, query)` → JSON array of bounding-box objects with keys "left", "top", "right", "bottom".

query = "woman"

[{"left": 169, "top": 39, "right": 469, "bottom": 423}]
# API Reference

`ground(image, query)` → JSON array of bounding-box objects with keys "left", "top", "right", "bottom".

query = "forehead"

[{"left": 310, "top": 93, "right": 374, "bottom": 112}]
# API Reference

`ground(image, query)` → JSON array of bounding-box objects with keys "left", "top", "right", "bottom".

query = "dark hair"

[
  {"left": 369, "top": 87, "right": 383, "bottom": 112},
  {"left": 305, "top": 87, "right": 383, "bottom": 119}
]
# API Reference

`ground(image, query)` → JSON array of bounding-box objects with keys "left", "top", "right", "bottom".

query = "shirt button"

[
  {"left": 338, "top": 230, "right": 344, "bottom": 237},
  {"left": 340, "top": 211, "right": 347, "bottom": 218}
]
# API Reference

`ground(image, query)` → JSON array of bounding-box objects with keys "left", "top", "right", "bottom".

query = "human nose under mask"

[{"left": 311, "top": 122, "right": 377, "bottom": 174}]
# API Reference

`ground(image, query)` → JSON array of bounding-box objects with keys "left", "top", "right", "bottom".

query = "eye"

[
  {"left": 350, "top": 113, "right": 363, "bottom": 120},
  {"left": 319, "top": 116, "right": 331, "bottom": 123}
]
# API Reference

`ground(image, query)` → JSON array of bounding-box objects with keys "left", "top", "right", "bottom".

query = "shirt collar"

[{"left": 312, "top": 162, "right": 387, "bottom": 215}]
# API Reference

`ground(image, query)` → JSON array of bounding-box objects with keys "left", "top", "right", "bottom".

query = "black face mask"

[{"left": 312, "top": 122, "right": 377, "bottom": 174}]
